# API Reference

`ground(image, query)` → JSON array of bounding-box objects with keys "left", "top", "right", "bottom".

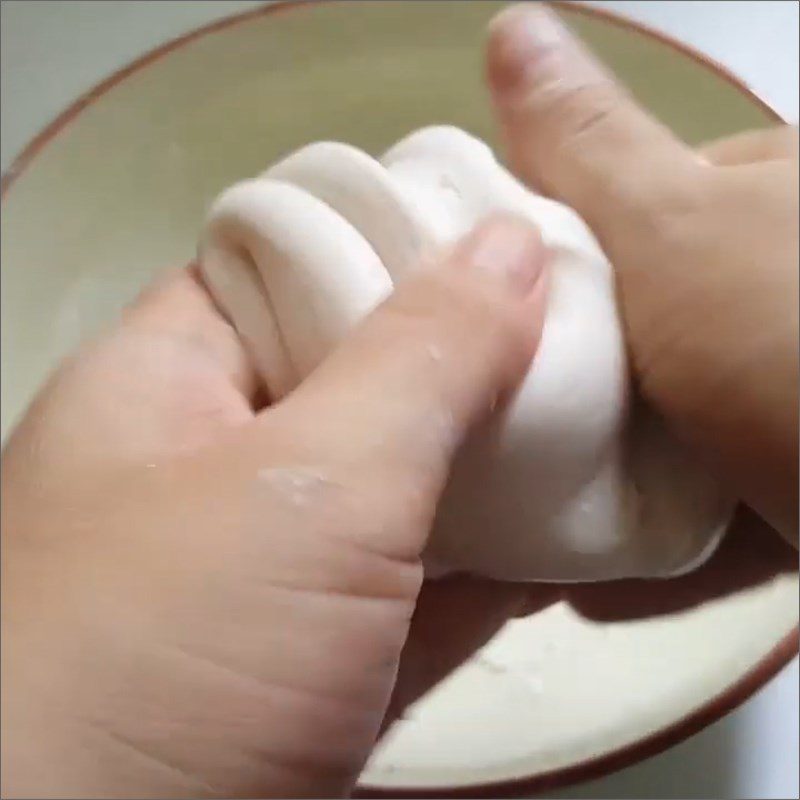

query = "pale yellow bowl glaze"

[{"left": 2, "top": 2, "right": 797, "bottom": 796}]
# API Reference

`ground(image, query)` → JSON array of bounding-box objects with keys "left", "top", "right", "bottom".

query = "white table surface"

[{"left": 1, "top": 2, "right": 798, "bottom": 797}]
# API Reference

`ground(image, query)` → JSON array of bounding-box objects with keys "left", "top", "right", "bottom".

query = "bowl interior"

[
  {"left": 1, "top": 1, "right": 795, "bottom": 795},
  {"left": 0, "top": 0, "right": 773, "bottom": 434}
]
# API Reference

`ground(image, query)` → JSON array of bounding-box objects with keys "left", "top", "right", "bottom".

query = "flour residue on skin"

[
  {"left": 422, "top": 343, "right": 460, "bottom": 449},
  {"left": 432, "top": 408, "right": 457, "bottom": 454},
  {"left": 256, "top": 466, "right": 334, "bottom": 506},
  {"left": 425, "top": 343, "right": 443, "bottom": 363}
]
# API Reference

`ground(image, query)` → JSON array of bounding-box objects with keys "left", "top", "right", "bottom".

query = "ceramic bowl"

[{"left": 2, "top": 1, "right": 797, "bottom": 796}]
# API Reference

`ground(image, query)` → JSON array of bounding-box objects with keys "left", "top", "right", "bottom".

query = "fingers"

[
  {"left": 486, "top": 3, "right": 699, "bottom": 227},
  {"left": 254, "top": 214, "right": 548, "bottom": 493},
  {"left": 701, "top": 125, "right": 799, "bottom": 166},
  {"left": 123, "top": 264, "right": 259, "bottom": 399}
]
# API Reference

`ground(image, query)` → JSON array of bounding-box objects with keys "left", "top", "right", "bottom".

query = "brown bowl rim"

[{"left": 1, "top": 1, "right": 796, "bottom": 796}]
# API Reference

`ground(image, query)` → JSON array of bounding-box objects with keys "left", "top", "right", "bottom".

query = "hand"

[
  {"left": 1, "top": 216, "right": 549, "bottom": 799},
  {"left": 486, "top": 3, "right": 799, "bottom": 543}
]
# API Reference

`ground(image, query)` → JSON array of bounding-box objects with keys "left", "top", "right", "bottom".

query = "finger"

[
  {"left": 279, "top": 213, "right": 545, "bottom": 464},
  {"left": 700, "top": 125, "right": 799, "bottom": 166},
  {"left": 123, "top": 264, "right": 259, "bottom": 399},
  {"left": 486, "top": 3, "right": 700, "bottom": 227},
  {"left": 233, "top": 214, "right": 547, "bottom": 557}
]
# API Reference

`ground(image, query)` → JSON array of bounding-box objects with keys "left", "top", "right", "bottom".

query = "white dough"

[{"left": 199, "top": 126, "right": 732, "bottom": 582}]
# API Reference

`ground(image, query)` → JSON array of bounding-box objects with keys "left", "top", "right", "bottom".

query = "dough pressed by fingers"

[{"left": 199, "top": 126, "right": 732, "bottom": 582}]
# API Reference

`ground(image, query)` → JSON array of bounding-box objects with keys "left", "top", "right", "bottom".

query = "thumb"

[
  {"left": 249, "top": 213, "right": 548, "bottom": 551},
  {"left": 486, "top": 3, "right": 700, "bottom": 230}
]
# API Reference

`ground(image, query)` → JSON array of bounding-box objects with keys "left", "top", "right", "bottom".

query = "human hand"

[
  {"left": 1, "top": 216, "right": 549, "bottom": 798},
  {"left": 486, "top": 3, "right": 799, "bottom": 543},
  {"left": 566, "top": 124, "right": 800, "bottom": 620}
]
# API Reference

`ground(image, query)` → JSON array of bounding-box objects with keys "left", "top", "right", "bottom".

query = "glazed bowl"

[{"left": 2, "top": 2, "right": 797, "bottom": 796}]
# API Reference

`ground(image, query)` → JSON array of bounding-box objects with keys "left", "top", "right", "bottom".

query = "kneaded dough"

[{"left": 199, "top": 126, "right": 732, "bottom": 582}]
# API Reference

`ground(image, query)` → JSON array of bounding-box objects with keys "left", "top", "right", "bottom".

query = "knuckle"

[
  {"left": 592, "top": 150, "right": 708, "bottom": 245},
  {"left": 560, "top": 86, "right": 621, "bottom": 142},
  {"left": 539, "top": 80, "right": 626, "bottom": 153},
  {"left": 636, "top": 168, "right": 711, "bottom": 247}
]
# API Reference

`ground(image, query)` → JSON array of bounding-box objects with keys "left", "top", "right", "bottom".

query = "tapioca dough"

[{"left": 199, "top": 126, "right": 731, "bottom": 582}]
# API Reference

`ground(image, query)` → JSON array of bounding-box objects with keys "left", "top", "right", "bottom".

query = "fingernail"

[
  {"left": 460, "top": 213, "right": 546, "bottom": 295},
  {"left": 487, "top": 3, "right": 608, "bottom": 99}
]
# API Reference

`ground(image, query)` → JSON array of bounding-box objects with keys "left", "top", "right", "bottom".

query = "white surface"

[{"left": 1, "top": 1, "right": 797, "bottom": 797}]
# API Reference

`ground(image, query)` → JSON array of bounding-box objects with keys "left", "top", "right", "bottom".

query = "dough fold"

[{"left": 199, "top": 126, "right": 732, "bottom": 582}]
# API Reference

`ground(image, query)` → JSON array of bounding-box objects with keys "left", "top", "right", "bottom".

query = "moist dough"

[{"left": 199, "top": 126, "right": 732, "bottom": 582}]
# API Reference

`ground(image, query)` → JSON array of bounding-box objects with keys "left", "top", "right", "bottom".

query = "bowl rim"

[
  {"left": 1, "top": 1, "right": 797, "bottom": 796},
  {"left": 0, "top": 0, "right": 786, "bottom": 196}
]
